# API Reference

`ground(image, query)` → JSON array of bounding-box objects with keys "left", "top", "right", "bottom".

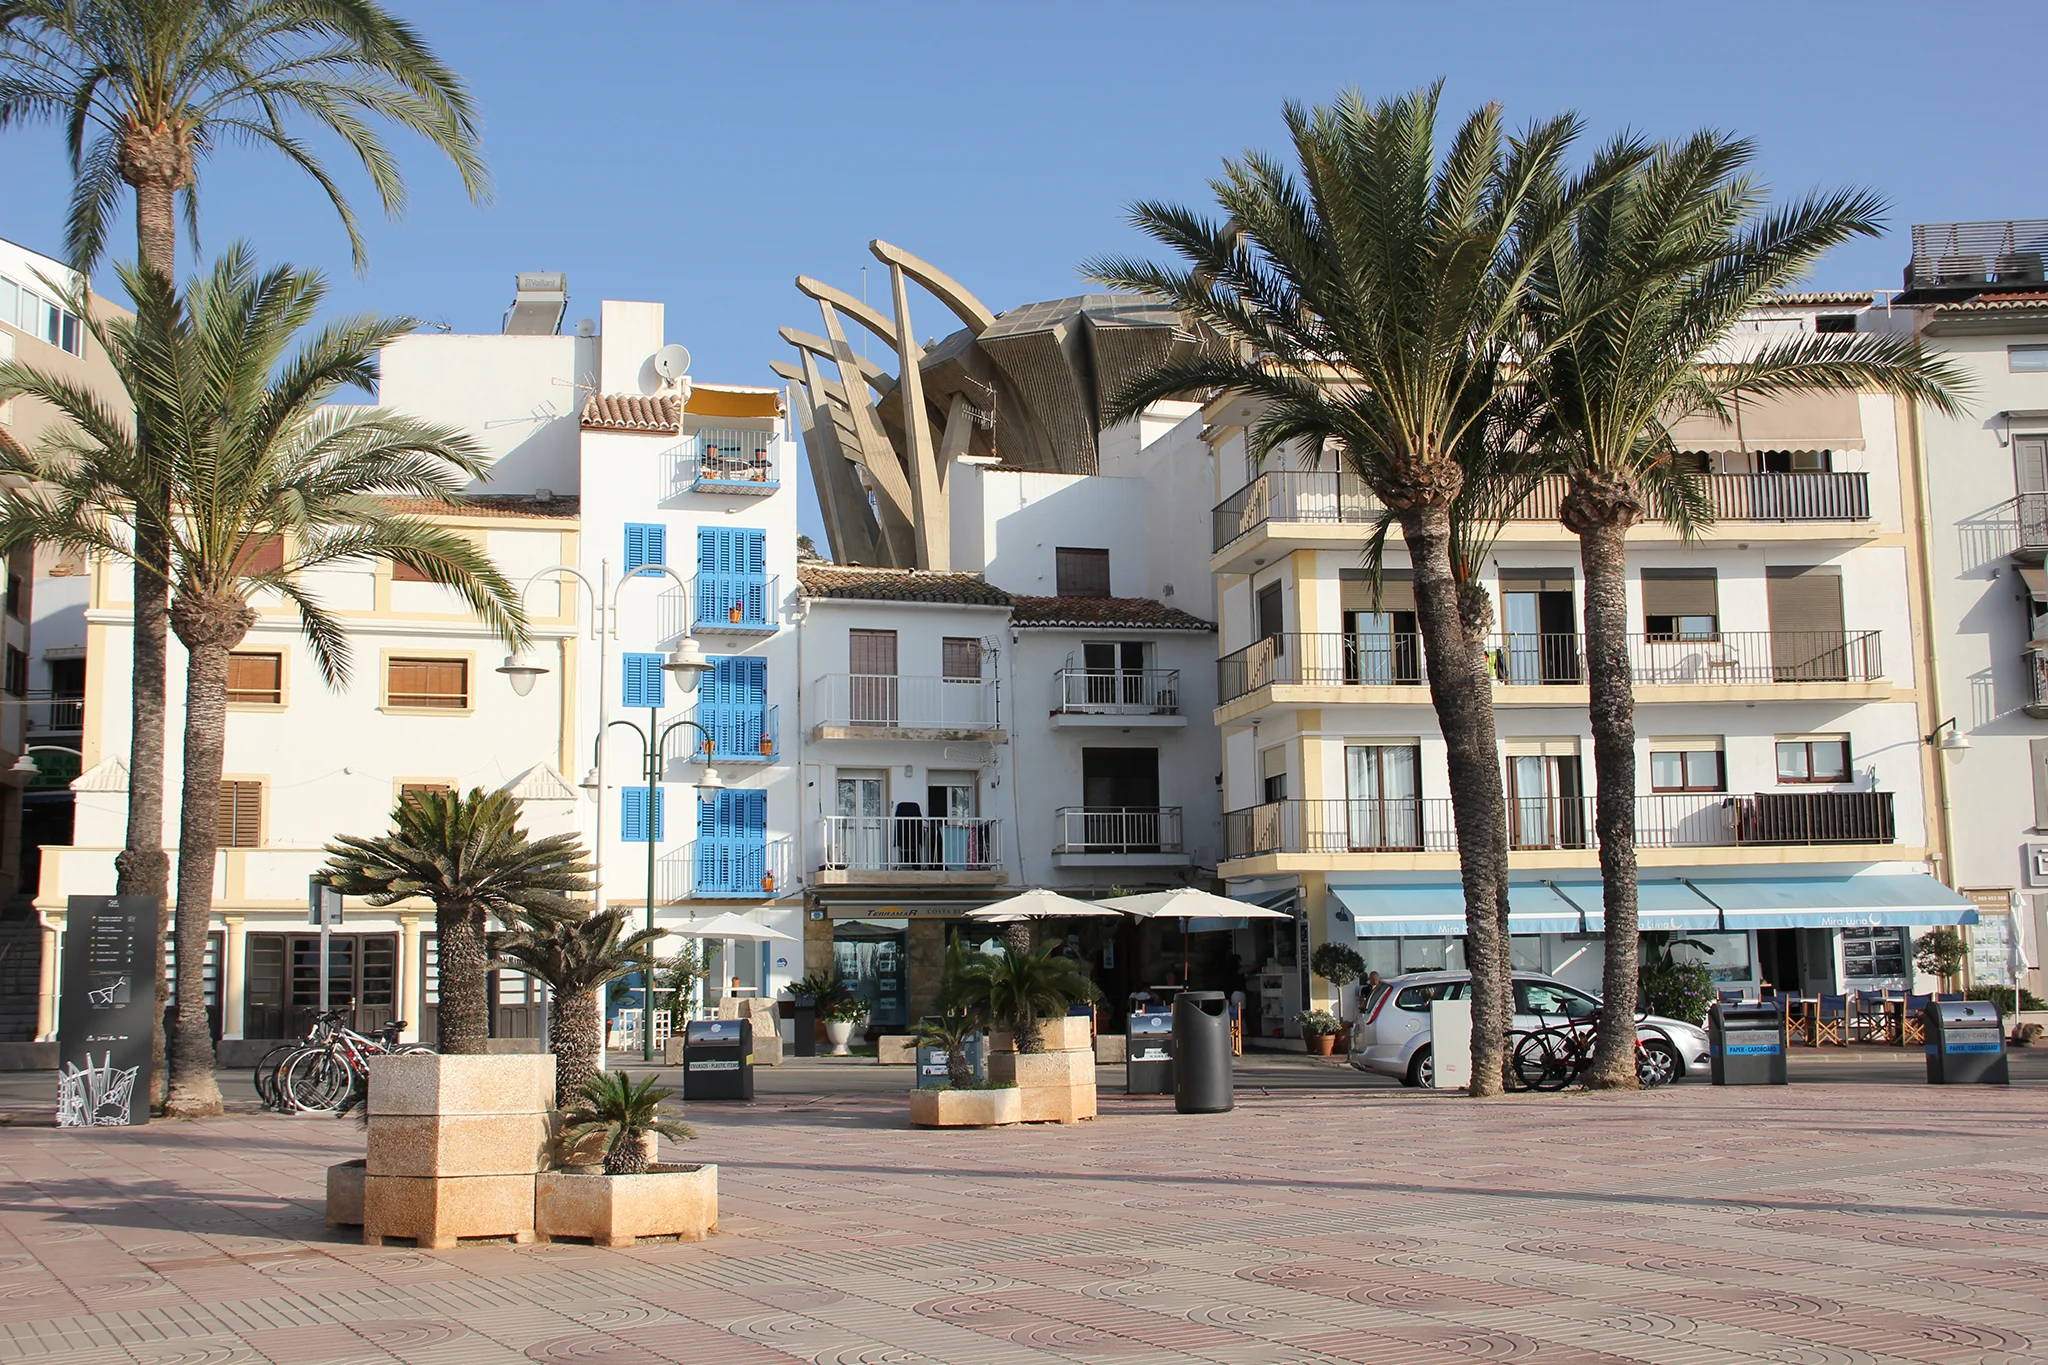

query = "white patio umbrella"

[
  {"left": 666, "top": 913, "right": 798, "bottom": 1018},
  {"left": 964, "top": 887, "right": 1126, "bottom": 923},
  {"left": 1099, "top": 887, "right": 1294, "bottom": 983}
]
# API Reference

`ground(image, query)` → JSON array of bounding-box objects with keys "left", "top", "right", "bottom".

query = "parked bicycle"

[
  {"left": 1509, "top": 1010, "right": 1673, "bottom": 1092},
  {"left": 257, "top": 1009, "right": 431, "bottom": 1114}
]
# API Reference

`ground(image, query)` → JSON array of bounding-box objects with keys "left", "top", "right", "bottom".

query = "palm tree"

[
  {"left": 1085, "top": 84, "right": 1617, "bottom": 1094},
  {"left": 492, "top": 908, "right": 663, "bottom": 1109},
  {"left": 0, "top": 0, "right": 489, "bottom": 1103},
  {"left": 1519, "top": 133, "right": 1968, "bottom": 1086},
  {"left": 950, "top": 942, "right": 1097, "bottom": 1054},
  {"left": 326, "top": 785, "right": 590, "bottom": 1064},
  {"left": 911, "top": 1011, "right": 986, "bottom": 1090},
  {"left": 560, "top": 1072, "right": 693, "bottom": 1176}
]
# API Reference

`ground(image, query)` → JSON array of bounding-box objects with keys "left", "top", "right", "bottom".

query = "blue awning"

[
  {"left": 1682, "top": 875, "right": 1979, "bottom": 930},
  {"left": 1543, "top": 880, "right": 1725, "bottom": 933},
  {"left": 1330, "top": 881, "right": 1588, "bottom": 937}
]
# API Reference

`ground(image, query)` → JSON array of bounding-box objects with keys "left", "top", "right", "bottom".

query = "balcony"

[
  {"left": 673, "top": 428, "right": 778, "bottom": 497},
  {"left": 1052, "top": 807, "right": 1188, "bottom": 866},
  {"left": 811, "top": 674, "right": 1003, "bottom": 742},
  {"left": 658, "top": 837, "right": 792, "bottom": 900},
  {"left": 1221, "top": 791, "right": 1898, "bottom": 864},
  {"left": 2027, "top": 642, "right": 2048, "bottom": 719},
  {"left": 1902, "top": 218, "right": 2048, "bottom": 296},
  {"left": 2011, "top": 493, "right": 2048, "bottom": 563},
  {"left": 21, "top": 689, "right": 83, "bottom": 734},
  {"left": 1050, "top": 668, "right": 1185, "bottom": 727},
  {"left": 814, "top": 815, "right": 1005, "bottom": 886},
  {"left": 691, "top": 572, "right": 778, "bottom": 634},
  {"left": 692, "top": 703, "right": 778, "bottom": 763},
  {"left": 1218, "top": 632, "right": 1425, "bottom": 705}
]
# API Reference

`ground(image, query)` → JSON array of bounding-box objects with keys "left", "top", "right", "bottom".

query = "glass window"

[
  {"left": 1398, "top": 937, "right": 1450, "bottom": 973},
  {"left": 832, "top": 917, "right": 908, "bottom": 1028},
  {"left": 387, "top": 657, "right": 468, "bottom": 709},
  {"left": 1667, "top": 931, "right": 1753, "bottom": 984},
  {"left": 1650, "top": 748, "right": 1723, "bottom": 792},
  {"left": 1054, "top": 547, "right": 1110, "bottom": 597},
  {"left": 2010, "top": 344, "right": 2048, "bottom": 372},
  {"left": 226, "top": 652, "right": 283, "bottom": 705},
  {"left": 1516, "top": 980, "right": 1597, "bottom": 1019},
  {"left": 1393, "top": 981, "right": 1458, "bottom": 1012},
  {"left": 1777, "top": 738, "right": 1850, "bottom": 783}
]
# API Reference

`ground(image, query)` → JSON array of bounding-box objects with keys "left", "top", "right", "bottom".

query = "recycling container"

[
  {"left": 1708, "top": 1000, "right": 1788, "bottom": 1086},
  {"left": 1925, "top": 999, "right": 2008, "bottom": 1085},
  {"left": 790, "top": 996, "right": 817, "bottom": 1058},
  {"left": 914, "top": 1027, "right": 985, "bottom": 1089},
  {"left": 1127, "top": 1011, "right": 1174, "bottom": 1095},
  {"left": 1172, "top": 991, "right": 1233, "bottom": 1113},
  {"left": 681, "top": 1017, "right": 754, "bottom": 1101}
]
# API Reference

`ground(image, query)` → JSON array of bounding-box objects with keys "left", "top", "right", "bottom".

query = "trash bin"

[
  {"left": 681, "top": 1017, "right": 754, "bottom": 1101},
  {"left": 1172, "top": 991, "right": 1233, "bottom": 1113},
  {"left": 1708, "top": 1001, "right": 1788, "bottom": 1086},
  {"left": 1925, "top": 999, "right": 2008, "bottom": 1085},
  {"left": 789, "top": 995, "right": 817, "bottom": 1058},
  {"left": 1127, "top": 1011, "right": 1173, "bottom": 1095},
  {"left": 914, "top": 1026, "right": 985, "bottom": 1089}
]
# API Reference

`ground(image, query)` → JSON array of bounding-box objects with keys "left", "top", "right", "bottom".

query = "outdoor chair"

[
  {"left": 1813, "top": 994, "right": 1849, "bottom": 1047},
  {"left": 1852, "top": 991, "right": 1890, "bottom": 1043},
  {"left": 1717, "top": 988, "right": 1745, "bottom": 1005},
  {"left": 1900, "top": 994, "right": 1933, "bottom": 1046},
  {"left": 1779, "top": 991, "right": 1808, "bottom": 1043},
  {"left": 1935, "top": 993, "right": 1966, "bottom": 1003}
]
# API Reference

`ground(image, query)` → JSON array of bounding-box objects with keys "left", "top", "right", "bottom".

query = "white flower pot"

[{"left": 824, "top": 1019, "right": 855, "bottom": 1055}]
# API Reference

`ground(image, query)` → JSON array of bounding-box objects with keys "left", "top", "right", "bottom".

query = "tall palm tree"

[
  {"left": 1, "top": 248, "right": 527, "bottom": 1113},
  {"left": 1520, "top": 134, "right": 1968, "bottom": 1086},
  {"left": 1085, "top": 84, "right": 1615, "bottom": 1094},
  {"left": 0, "top": 0, "right": 489, "bottom": 1103},
  {"left": 326, "top": 786, "right": 590, "bottom": 1064},
  {"left": 492, "top": 908, "right": 662, "bottom": 1110}
]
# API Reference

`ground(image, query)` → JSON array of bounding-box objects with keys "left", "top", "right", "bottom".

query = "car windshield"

[{"left": 1517, "top": 981, "right": 1598, "bottom": 1019}]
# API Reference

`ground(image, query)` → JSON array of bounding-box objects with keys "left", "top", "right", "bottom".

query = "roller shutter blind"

[
  {"left": 216, "top": 781, "right": 262, "bottom": 847},
  {"left": 1641, "top": 569, "right": 1718, "bottom": 619},
  {"left": 1339, "top": 569, "right": 1415, "bottom": 612}
]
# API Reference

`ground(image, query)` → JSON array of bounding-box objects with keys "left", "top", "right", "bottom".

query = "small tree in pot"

[
  {"left": 1296, "top": 1009, "right": 1341, "bottom": 1055},
  {"left": 951, "top": 943, "right": 1097, "bottom": 1053},
  {"left": 559, "top": 1072, "right": 693, "bottom": 1175},
  {"left": 1914, "top": 928, "right": 1968, "bottom": 992},
  {"left": 491, "top": 909, "right": 664, "bottom": 1108},
  {"left": 1311, "top": 942, "right": 1366, "bottom": 1021},
  {"left": 911, "top": 1009, "right": 988, "bottom": 1089}
]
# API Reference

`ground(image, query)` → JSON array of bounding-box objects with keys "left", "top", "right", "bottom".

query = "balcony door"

[
  {"left": 1507, "top": 748, "right": 1585, "bottom": 850},
  {"left": 848, "top": 629, "right": 898, "bottom": 725},
  {"left": 834, "top": 770, "right": 887, "bottom": 868},
  {"left": 1766, "top": 565, "right": 1846, "bottom": 681},
  {"left": 927, "top": 771, "right": 981, "bottom": 868},
  {"left": 1082, "top": 748, "right": 1160, "bottom": 852},
  {"left": 1498, "top": 572, "right": 1578, "bottom": 683},
  {"left": 1082, "top": 641, "right": 1147, "bottom": 708},
  {"left": 1340, "top": 570, "right": 1420, "bottom": 685},
  {"left": 1345, "top": 744, "right": 1421, "bottom": 850}
]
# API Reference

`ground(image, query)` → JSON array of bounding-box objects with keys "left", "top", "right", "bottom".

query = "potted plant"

[
  {"left": 784, "top": 970, "right": 843, "bottom": 1045},
  {"left": 821, "top": 994, "right": 868, "bottom": 1055},
  {"left": 490, "top": 908, "right": 664, "bottom": 1108},
  {"left": 1296, "top": 1008, "right": 1341, "bottom": 1056},
  {"left": 536, "top": 1072, "right": 715, "bottom": 1246},
  {"left": 951, "top": 943, "right": 1101, "bottom": 1123},
  {"left": 907, "top": 1009, "right": 1019, "bottom": 1128},
  {"left": 1310, "top": 942, "right": 1365, "bottom": 1050},
  {"left": 1915, "top": 928, "right": 1968, "bottom": 992}
]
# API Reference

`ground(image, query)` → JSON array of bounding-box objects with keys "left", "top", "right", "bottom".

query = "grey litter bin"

[
  {"left": 1708, "top": 1001, "right": 1788, "bottom": 1086},
  {"left": 1127, "top": 1011, "right": 1173, "bottom": 1095},
  {"left": 1172, "top": 991, "right": 1233, "bottom": 1113},
  {"left": 914, "top": 1027, "right": 985, "bottom": 1089},
  {"left": 681, "top": 1018, "right": 754, "bottom": 1101},
  {"left": 790, "top": 996, "right": 817, "bottom": 1058},
  {"left": 1925, "top": 999, "right": 2008, "bottom": 1085}
]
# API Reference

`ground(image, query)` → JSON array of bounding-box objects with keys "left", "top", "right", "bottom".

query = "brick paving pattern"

[{"left": 1, "top": 1066, "right": 2044, "bottom": 1364}]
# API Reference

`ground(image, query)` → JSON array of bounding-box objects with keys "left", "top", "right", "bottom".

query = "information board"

[{"left": 56, "top": 895, "right": 159, "bottom": 1127}]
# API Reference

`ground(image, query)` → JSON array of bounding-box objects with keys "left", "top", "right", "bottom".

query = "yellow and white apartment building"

[{"left": 1206, "top": 295, "right": 1978, "bottom": 1022}]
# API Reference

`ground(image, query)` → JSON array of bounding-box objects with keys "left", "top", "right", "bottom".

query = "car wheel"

[
  {"left": 1406, "top": 1045, "right": 1433, "bottom": 1089},
  {"left": 1638, "top": 1039, "right": 1680, "bottom": 1088}
]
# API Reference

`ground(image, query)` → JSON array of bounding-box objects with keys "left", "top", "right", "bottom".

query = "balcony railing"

[
  {"left": 2012, "top": 493, "right": 2048, "bottom": 558},
  {"left": 1218, "top": 632, "right": 1425, "bottom": 703},
  {"left": 691, "top": 572, "right": 777, "bottom": 633},
  {"left": 2028, "top": 642, "right": 2048, "bottom": 719},
  {"left": 1487, "top": 630, "right": 1884, "bottom": 687},
  {"left": 1052, "top": 667, "right": 1182, "bottom": 716},
  {"left": 692, "top": 703, "right": 778, "bottom": 762},
  {"left": 20, "top": 689, "right": 83, "bottom": 732},
  {"left": 672, "top": 428, "right": 778, "bottom": 496},
  {"left": 1213, "top": 470, "right": 1871, "bottom": 551},
  {"left": 658, "top": 837, "right": 792, "bottom": 900},
  {"left": 819, "top": 815, "right": 1002, "bottom": 873},
  {"left": 1223, "top": 791, "right": 1896, "bottom": 859},
  {"left": 1054, "top": 806, "right": 1184, "bottom": 855},
  {"left": 1905, "top": 219, "right": 2048, "bottom": 293},
  {"left": 813, "top": 673, "right": 999, "bottom": 730}
]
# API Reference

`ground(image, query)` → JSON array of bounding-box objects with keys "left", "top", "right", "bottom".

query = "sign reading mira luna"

[{"left": 56, "top": 894, "right": 159, "bottom": 1127}]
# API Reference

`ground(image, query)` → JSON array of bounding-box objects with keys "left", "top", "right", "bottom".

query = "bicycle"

[
  {"left": 272, "top": 1010, "right": 431, "bottom": 1114},
  {"left": 1511, "top": 1010, "right": 1671, "bottom": 1092}
]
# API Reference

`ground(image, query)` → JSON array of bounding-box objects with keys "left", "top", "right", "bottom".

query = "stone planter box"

[
  {"left": 367, "top": 1113, "right": 552, "bottom": 1178},
  {"left": 988, "top": 1049, "right": 1096, "bottom": 1124},
  {"left": 359, "top": 1054, "right": 553, "bottom": 1248},
  {"left": 365, "top": 1053, "right": 556, "bottom": 1118},
  {"left": 876, "top": 1035, "right": 915, "bottom": 1065},
  {"left": 326, "top": 1159, "right": 366, "bottom": 1228},
  {"left": 363, "top": 1173, "right": 538, "bottom": 1250},
  {"left": 909, "top": 1086, "right": 1021, "bottom": 1128},
  {"left": 991, "top": 1016, "right": 1092, "bottom": 1054},
  {"left": 535, "top": 1164, "right": 717, "bottom": 1246},
  {"left": 1094, "top": 1034, "right": 1126, "bottom": 1065}
]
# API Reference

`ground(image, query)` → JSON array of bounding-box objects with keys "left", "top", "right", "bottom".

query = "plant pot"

[
  {"left": 824, "top": 1019, "right": 855, "bottom": 1055},
  {"left": 909, "top": 1086, "right": 1021, "bottom": 1128},
  {"left": 1334, "top": 1023, "right": 1353, "bottom": 1053},
  {"left": 535, "top": 1163, "right": 717, "bottom": 1247},
  {"left": 1306, "top": 1033, "right": 1336, "bottom": 1056}
]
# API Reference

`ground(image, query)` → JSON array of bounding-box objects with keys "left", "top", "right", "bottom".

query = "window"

[
  {"left": 386, "top": 657, "right": 469, "bottom": 710},
  {"left": 1776, "top": 737, "right": 1850, "bottom": 784},
  {"left": 1393, "top": 981, "right": 1463, "bottom": 1012},
  {"left": 625, "top": 523, "right": 667, "bottom": 571},
  {"left": 1516, "top": 981, "right": 1597, "bottom": 1019},
  {"left": 1346, "top": 744, "right": 1421, "bottom": 850},
  {"left": 400, "top": 782, "right": 451, "bottom": 799},
  {"left": 235, "top": 535, "right": 284, "bottom": 577},
  {"left": 1, "top": 274, "right": 84, "bottom": 357},
  {"left": 695, "top": 526, "right": 769, "bottom": 627},
  {"left": 1260, "top": 745, "right": 1288, "bottom": 804},
  {"left": 1815, "top": 313, "right": 1858, "bottom": 334},
  {"left": 4, "top": 572, "right": 20, "bottom": 620},
  {"left": 697, "top": 655, "right": 766, "bottom": 758},
  {"left": 2, "top": 646, "right": 24, "bottom": 698},
  {"left": 2017, "top": 435, "right": 2048, "bottom": 496},
  {"left": 695, "top": 788, "right": 768, "bottom": 893},
  {"left": 942, "top": 637, "right": 981, "bottom": 681},
  {"left": 391, "top": 558, "right": 432, "bottom": 583},
  {"left": 1650, "top": 744, "right": 1724, "bottom": 792},
  {"left": 621, "top": 786, "right": 665, "bottom": 842},
  {"left": 1641, "top": 569, "right": 1718, "bottom": 640},
  {"left": 621, "top": 652, "right": 666, "bottom": 709},
  {"left": 2011, "top": 344, "right": 2048, "bottom": 373},
  {"left": 1256, "top": 580, "right": 1285, "bottom": 656},
  {"left": 216, "top": 780, "right": 262, "bottom": 847},
  {"left": 847, "top": 630, "right": 897, "bottom": 725},
  {"left": 226, "top": 652, "right": 283, "bottom": 705},
  {"left": 1055, "top": 547, "right": 1111, "bottom": 597}
]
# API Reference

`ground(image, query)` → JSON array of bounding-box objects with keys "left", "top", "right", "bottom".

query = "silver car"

[{"left": 1348, "top": 970, "right": 1713, "bottom": 1087}]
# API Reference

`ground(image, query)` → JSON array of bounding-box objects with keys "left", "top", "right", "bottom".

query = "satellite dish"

[{"left": 654, "top": 344, "right": 692, "bottom": 380}]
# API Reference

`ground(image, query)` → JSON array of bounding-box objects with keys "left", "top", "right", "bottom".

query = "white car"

[{"left": 1348, "top": 970, "right": 1712, "bottom": 1087}]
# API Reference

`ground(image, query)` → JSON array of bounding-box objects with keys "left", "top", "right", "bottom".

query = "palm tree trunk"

[
  {"left": 1399, "top": 501, "right": 1511, "bottom": 1096},
  {"left": 1574, "top": 511, "right": 1640, "bottom": 1089},
  {"left": 550, "top": 985, "right": 598, "bottom": 1110},
  {"left": 163, "top": 593, "right": 253, "bottom": 1118},
  {"left": 436, "top": 903, "right": 490, "bottom": 1055}
]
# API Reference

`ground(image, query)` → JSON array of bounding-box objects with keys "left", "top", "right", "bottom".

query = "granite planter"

[
  {"left": 909, "top": 1086, "right": 1021, "bottom": 1128},
  {"left": 325, "top": 1159, "right": 366, "bottom": 1228},
  {"left": 358, "top": 1054, "right": 554, "bottom": 1248},
  {"left": 991, "top": 1016, "right": 1092, "bottom": 1054},
  {"left": 987, "top": 1049, "right": 1096, "bottom": 1124},
  {"left": 535, "top": 1164, "right": 718, "bottom": 1246}
]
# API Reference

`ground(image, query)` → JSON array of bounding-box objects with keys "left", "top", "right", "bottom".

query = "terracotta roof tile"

[
  {"left": 1763, "top": 291, "right": 1876, "bottom": 307},
  {"left": 797, "top": 564, "right": 1012, "bottom": 606},
  {"left": 1930, "top": 292, "right": 2048, "bottom": 313},
  {"left": 581, "top": 393, "right": 680, "bottom": 433},
  {"left": 373, "top": 493, "right": 580, "bottom": 521},
  {"left": 1010, "top": 595, "right": 1214, "bottom": 631}
]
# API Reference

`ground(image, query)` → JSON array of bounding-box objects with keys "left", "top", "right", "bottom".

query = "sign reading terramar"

[{"left": 56, "top": 894, "right": 159, "bottom": 1127}]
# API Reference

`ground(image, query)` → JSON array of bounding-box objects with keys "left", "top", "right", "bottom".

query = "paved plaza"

[{"left": 1, "top": 1054, "right": 2045, "bottom": 1364}]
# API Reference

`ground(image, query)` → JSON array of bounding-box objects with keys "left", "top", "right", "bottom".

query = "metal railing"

[
  {"left": 2030, "top": 643, "right": 2048, "bottom": 717},
  {"left": 673, "top": 428, "right": 778, "bottom": 495},
  {"left": 1223, "top": 790, "right": 1897, "bottom": 859},
  {"left": 690, "top": 702, "right": 778, "bottom": 762},
  {"left": 1485, "top": 630, "right": 1884, "bottom": 687},
  {"left": 1052, "top": 667, "right": 1182, "bottom": 715},
  {"left": 813, "top": 673, "right": 999, "bottom": 729},
  {"left": 20, "top": 690, "right": 84, "bottom": 731},
  {"left": 691, "top": 571, "right": 778, "bottom": 632},
  {"left": 1218, "top": 632, "right": 1425, "bottom": 702},
  {"left": 818, "top": 815, "right": 1002, "bottom": 873},
  {"left": 2012, "top": 493, "right": 2048, "bottom": 556},
  {"left": 1054, "top": 806, "right": 1185, "bottom": 855},
  {"left": 658, "top": 837, "right": 792, "bottom": 899},
  {"left": 1213, "top": 469, "right": 1872, "bottom": 550},
  {"left": 1906, "top": 219, "right": 2048, "bottom": 292}
]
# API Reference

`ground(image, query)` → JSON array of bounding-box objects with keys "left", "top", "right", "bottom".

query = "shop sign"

[{"left": 56, "top": 895, "right": 159, "bottom": 1127}]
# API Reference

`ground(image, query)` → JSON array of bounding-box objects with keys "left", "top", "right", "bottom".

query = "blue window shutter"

[
  {"left": 741, "top": 529, "right": 767, "bottom": 625},
  {"left": 622, "top": 652, "right": 665, "bottom": 709},
  {"left": 702, "top": 656, "right": 734, "bottom": 758},
  {"left": 625, "top": 523, "right": 667, "bottom": 572},
  {"left": 651, "top": 787, "right": 664, "bottom": 842},
  {"left": 622, "top": 787, "right": 647, "bottom": 842},
  {"left": 736, "top": 789, "right": 767, "bottom": 887}
]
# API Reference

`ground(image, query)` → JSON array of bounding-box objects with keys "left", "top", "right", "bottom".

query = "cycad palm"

[
  {"left": 1521, "top": 134, "right": 1967, "bottom": 1085},
  {"left": 326, "top": 786, "right": 591, "bottom": 1063},
  {"left": 492, "top": 908, "right": 662, "bottom": 1109},
  {"left": 1086, "top": 84, "right": 1610, "bottom": 1093},
  {"left": 950, "top": 942, "right": 1096, "bottom": 1054}
]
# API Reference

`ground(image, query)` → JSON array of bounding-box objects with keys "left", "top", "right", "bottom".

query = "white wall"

[{"left": 375, "top": 332, "right": 585, "bottom": 496}]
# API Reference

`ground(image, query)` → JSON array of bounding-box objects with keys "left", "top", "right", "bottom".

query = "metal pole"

[
  {"left": 319, "top": 915, "right": 330, "bottom": 1022},
  {"left": 646, "top": 704, "right": 659, "bottom": 1063},
  {"left": 594, "top": 561, "right": 610, "bottom": 1072}
]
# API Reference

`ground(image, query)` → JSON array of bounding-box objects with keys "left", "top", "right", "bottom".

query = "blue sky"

[{"left": 6, "top": 1, "right": 2045, "bottom": 543}]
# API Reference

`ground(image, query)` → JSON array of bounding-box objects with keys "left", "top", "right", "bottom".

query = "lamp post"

[{"left": 497, "top": 562, "right": 711, "bottom": 1063}]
